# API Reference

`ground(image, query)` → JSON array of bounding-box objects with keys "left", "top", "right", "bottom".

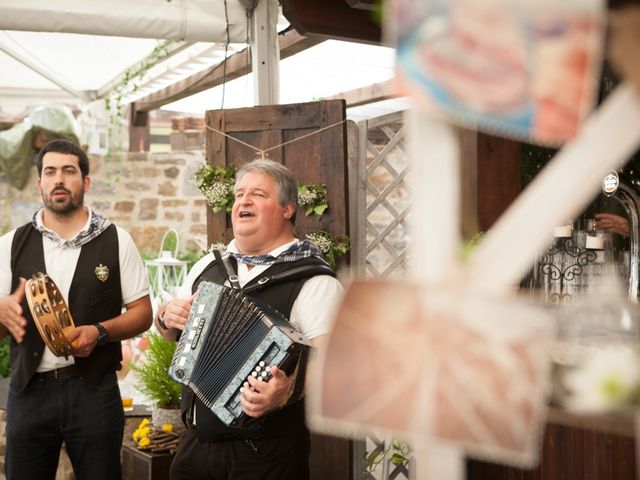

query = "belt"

[{"left": 34, "top": 365, "right": 81, "bottom": 380}]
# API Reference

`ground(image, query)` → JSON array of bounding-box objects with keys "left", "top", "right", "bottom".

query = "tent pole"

[{"left": 250, "top": 0, "right": 280, "bottom": 105}]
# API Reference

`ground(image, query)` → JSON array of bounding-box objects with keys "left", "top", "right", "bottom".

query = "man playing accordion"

[{"left": 158, "top": 159, "right": 343, "bottom": 480}]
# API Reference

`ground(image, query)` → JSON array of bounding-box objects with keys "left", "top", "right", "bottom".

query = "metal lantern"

[{"left": 145, "top": 229, "right": 188, "bottom": 302}]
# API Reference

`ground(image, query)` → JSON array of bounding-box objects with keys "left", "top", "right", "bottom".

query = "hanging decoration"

[
  {"left": 195, "top": 164, "right": 236, "bottom": 213},
  {"left": 298, "top": 183, "right": 329, "bottom": 219},
  {"left": 306, "top": 230, "right": 350, "bottom": 270}
]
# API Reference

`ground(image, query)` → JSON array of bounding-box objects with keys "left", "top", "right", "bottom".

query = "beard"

[{"left": 42, "top": 186, "right": 84, "bottom": 216}]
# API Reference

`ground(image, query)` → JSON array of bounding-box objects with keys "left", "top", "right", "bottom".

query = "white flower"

[
  {"left": 203, "top": 181, "right": 229, "bottom": 206},
  {"left": 563, "top": 346, "right": 640, "bottom": 412},
  {"left": 208, "top": 242, "right": 227, "bottom": 253},
  {"left": 298, "top": 189, "right": 318, "bottom": 207},
  {"left": 306, "top": 233, "right": 332, "bottom": 253}
]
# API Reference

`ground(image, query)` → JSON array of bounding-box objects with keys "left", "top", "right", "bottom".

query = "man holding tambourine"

[{"left": 0, "top": 139, "right": 152, "bottom": 480}]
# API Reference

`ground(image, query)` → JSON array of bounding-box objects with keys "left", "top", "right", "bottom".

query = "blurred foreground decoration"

[
  {"left": 308, "top": 0, "right": 640, "bottom": 478},
  {"left": 308, "top": 280, "right": 554, "bottom": 467},
  {"left": 389, "top": 0, "right": 604, "bottom": 146}
]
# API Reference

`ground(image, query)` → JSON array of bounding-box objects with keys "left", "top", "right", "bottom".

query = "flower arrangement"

[
  {"left": 562, "top": 346, "right": 640, "bottom": 412},
  {"left": 130, "top": 332, "right": 182, "bottom": 408},
  {"left": 132, "top": 418, "right": 181, "bottom": 453},
  {"left": 298, "top": 183, "right": 329, "bottom": 219},
  {"left": 306, "top": 230, "right": 350, "bottom": 270},
  {"left": 196, "top": 164, "right": 236, "bottom": 213}
]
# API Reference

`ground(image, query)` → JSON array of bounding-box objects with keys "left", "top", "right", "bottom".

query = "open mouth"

[{"left": 238, "top": 211, "right": 254, "bottom": 218}]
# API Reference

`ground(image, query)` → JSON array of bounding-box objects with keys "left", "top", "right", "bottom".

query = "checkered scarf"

[
  {"left": 231, "top": 239, "right": 326, "bottom": 266},
  {"left": 33, "top": 208, "right": 112, "bottom": 248}
]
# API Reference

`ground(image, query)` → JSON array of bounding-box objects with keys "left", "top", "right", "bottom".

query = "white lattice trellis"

[{"left": 348, "top": 110, "right": 413, "bottom": 480}]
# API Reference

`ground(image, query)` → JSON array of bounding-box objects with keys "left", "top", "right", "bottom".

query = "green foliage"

[
  {"left": 364, "top": 439, "right": 411, "bottom": 475},
  {"left": 130, "top": 332, "right": 182, "bottom": 408},
  {"left": 195, "top": 164, "right": 236, "bottom": 213},
  {"left": 298, "top": 183, "right": 329, "bottom": 219},
  {"left": 306, "top": 230, "right": 350, "bottom": 270},
  {"left": 0, "top": 336, "right": 10, "bottom": 378}
]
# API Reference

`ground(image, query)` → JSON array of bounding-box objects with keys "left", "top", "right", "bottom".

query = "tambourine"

[{"left": 25, "top": 272, "right": 76, "bottom": 358}]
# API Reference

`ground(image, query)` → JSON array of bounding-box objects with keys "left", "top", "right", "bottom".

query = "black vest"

[
  {"left": 10, "top": 223, "right": 124, "bottom": 393},
  {"left": 184, "top": 255, "right": 336, "bottom": 441}
]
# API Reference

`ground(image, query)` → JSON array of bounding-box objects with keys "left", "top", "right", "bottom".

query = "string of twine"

[{"left": 204, "top": 119, "right": 346, "bottom": 158}]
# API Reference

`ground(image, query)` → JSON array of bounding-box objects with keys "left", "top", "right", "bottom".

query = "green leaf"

[
  {"left": 390, "top": 453, "right": 408, "bottom": 465},
  {"left": 314, "top": 204, "right": 328, "bottom": 216}
]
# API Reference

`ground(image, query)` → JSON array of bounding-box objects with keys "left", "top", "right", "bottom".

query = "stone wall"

[{"left": 0, "top": 150, "right": 208, "bottom": 256}]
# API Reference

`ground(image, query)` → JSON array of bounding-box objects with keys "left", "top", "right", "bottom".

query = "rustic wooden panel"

[
  {"left": 466, "top": 421, "right": 636, "bottom": 479},
  {"left": 475, "top": 132, "right": 522, "bottom": 231},
  {"left": 205, "top": 100, "right": 349, "bottom": 261},
  {"left": 310, "top": 434, "right": 353, "bottom": 480}
]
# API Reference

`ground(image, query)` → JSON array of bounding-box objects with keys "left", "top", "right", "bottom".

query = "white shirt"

[
  {"left": 0, "top": 207, "right": 150, "bottom": 371},
  {"left": 182, "top": 239, "right": 343, "bottom": 340}
]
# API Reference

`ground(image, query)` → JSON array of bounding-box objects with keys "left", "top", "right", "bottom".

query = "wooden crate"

[{"left": 122, "top": 444, "right": 175, "bottom": 480}]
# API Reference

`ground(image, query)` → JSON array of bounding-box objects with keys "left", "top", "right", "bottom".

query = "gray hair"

[{"left": 235, "top": 158, "right": 298, "bottom": 223}]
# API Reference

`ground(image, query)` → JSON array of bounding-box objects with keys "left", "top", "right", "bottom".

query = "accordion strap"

[
  {"left": 212, "top": 249, "right": 335, "bottom": 293},
  {"left": 243, "top": 263, "right": 335, "bottom": 293},
  {"left": 213, "top": 249, "right": 241, "bottom": 289}
]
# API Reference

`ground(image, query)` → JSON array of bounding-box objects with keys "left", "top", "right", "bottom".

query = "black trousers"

[{"left": 170, "top": 428, "right": 310, "bottom": 480}]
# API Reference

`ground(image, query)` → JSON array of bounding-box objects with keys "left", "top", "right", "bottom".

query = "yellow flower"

[
  {"left": 138, "top": 437, "right": 151, "bottom": 448},
  {"left": 161, "top": 423, "right": 174, "bottom": 432},
  {"left": 139, "top": 419, "right": 151, "bottom": 427}
]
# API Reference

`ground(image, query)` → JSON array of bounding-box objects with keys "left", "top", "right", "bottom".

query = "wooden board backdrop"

[{"left": 204, "top": 99, "right": 352, "bottom": 480}]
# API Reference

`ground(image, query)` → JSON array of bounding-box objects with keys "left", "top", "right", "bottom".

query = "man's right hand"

[
  {"left": 161, "top": 294, "right": 196, "bottom": 332},
  {"left": 0, "top": 278, "right": 28, "bottom": 342}
]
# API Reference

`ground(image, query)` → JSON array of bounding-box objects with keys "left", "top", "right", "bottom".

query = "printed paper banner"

[
  {"left": 308, "top": 280, "right": 554, "bottom": 467},
  {"left": 390, "top": 0, "right": 605, "bottom": 145}
]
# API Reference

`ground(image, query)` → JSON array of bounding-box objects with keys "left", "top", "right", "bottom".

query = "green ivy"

[{"left": 364, "top": 439, "right": 411, "bottom": 475}]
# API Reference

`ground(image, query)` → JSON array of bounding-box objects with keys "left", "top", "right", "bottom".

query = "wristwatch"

[
  {"left": 94, "top": 322, "right": 109, "bottom": 346},
  {"left": 158, "top": 310, "right": 168, "bottom": 330}
]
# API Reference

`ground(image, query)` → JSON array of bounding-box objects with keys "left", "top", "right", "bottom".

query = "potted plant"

[{"left": 130, "top": 331, "right": 183, "bottom": 428}]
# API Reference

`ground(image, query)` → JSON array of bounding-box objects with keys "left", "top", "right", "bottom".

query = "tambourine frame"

[{"left": 25, "top": 273, "right": 76, "bottom": 358}]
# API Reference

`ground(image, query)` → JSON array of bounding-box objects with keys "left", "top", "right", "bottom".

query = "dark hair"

[
  {"left": 36, "top": 139, "right": 89, "bottom": 178},
  {"left": 235, "top": 158, "right": 298, "bottom": 224}
]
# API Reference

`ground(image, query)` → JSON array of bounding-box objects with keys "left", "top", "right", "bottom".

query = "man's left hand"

[
  {"left": 66, "top": 325, "right": 99, "bottom": 357},
  {"left": 240, "top": 366, "right": 294, "bottom": 418}
]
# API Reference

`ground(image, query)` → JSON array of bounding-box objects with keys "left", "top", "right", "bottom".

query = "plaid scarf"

[
  {"left": 33, "top": 209, "right": 112, "bottom": 248},
  {"left": 231, "top": 239, "right": 326, "bottom": 266}
]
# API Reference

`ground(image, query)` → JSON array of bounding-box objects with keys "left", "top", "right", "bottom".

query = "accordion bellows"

[{"left": 169, "top": 281, "right": 311, "bottom": 428}]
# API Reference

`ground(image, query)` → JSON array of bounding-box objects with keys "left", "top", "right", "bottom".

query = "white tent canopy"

[
  {"left": 0, "top": 0, "right": 398, "bottom": 123},
  {"left": 0, "top": 0, "right": 249, "bottom": 43}
]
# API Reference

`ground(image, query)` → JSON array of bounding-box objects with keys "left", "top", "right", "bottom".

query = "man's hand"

[
  {"left": 0, "top": 278, "right": 28, "bottom": 342},
  {"left": 66, "top": 325, "right": 99, "bottom": 357},
  {"left": 240, "top": 366, "right": 294, "bottom": 418},
  {"left": 595, "top": 213, "right": 629, "bottom": 237},
  {"left": 160, "top": 294, "right": 195, "bottom": 332}
]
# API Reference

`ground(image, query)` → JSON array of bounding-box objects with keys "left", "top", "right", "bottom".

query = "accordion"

[{"left": 168, "top": 281, "right": 311, "bottom": 428}]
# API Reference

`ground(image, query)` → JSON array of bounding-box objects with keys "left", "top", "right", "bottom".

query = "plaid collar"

[
  {"left": 32, "top": 207, "right": 112, "bottom": 249},
  {"left": 231, "top": 239, "right": 326, "bottom": 266}
]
